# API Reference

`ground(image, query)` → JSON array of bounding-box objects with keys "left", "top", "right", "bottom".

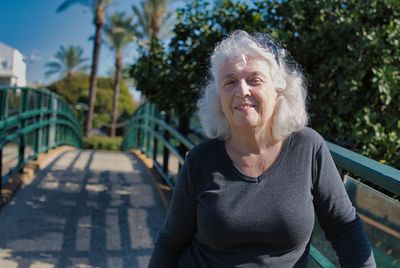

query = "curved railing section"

[
  {"left": 122, "top": 103, "right": 195, "bottom": 187},
  {"left": 0, "top": 86, "right": 82, "bottom": 184},
  {"left": 123, "top": 102, "right": 400, "bottom": 268}
]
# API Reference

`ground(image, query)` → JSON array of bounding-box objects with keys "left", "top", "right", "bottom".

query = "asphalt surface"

[{"left": 0, "top": 150, "right": 166, "bottom": 268}]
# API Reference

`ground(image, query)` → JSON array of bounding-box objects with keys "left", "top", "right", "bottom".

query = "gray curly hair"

[{"left": 197, "top": 30, "right": 308, "bottom": 141}]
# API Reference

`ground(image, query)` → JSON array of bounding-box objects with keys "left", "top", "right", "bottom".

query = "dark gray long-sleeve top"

[{"left": 149, "top": 127, "right": 376, "bottom": 267}]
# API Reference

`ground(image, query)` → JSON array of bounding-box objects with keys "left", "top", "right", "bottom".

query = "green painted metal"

[
  {"left": 138, "top": 124, "right": 185, "bottom": 164},
  {"left": 133, "top": 115, "right": 195, "bottom": 150},
  {"left": 0, "top": 86, "right": 82, "bottom": 185},
  {"left": 122, "top": 102, "right": 400, "bottom": 268},
  {"left": 309, "top": 245, "right": 336, "bottom": 268},
  {"left": 327, "top": 142, "right": 400, "bottom": 195}
]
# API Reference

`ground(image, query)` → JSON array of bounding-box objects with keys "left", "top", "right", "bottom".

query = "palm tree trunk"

[
  {"left": 85, "top": 2, "right": 105, "bottom": 136},
  {"left": 111, "top": 53, "right": 121, "bottom": 137}
]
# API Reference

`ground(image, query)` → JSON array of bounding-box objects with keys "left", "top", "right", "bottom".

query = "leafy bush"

[
  {"left": 130, "top": 0, "right": 399, "bottom": 168},
  {"left": 83, "top": 135, "right": 123, "bottom": 151},
  {"left": 263, "top": 0, "right": 400, "bottom": 168},
  {"left": 47, "top": 73, "right": 137, "bottom": 129}
]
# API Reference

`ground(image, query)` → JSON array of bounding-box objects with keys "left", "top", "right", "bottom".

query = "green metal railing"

[
  {"left": 0, "top": 86, "right": 82, "bottom": 188},
  {"left": 122, "top": 103, "right": 195, "bottom": 188},
  {"left": 122, "top": 102, "right": 400, "bottom": 267}
]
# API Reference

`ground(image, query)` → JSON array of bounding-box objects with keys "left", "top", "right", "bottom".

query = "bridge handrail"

[
  {"left": 122, "top": 102, "right": 400, "bottom": 267},
  {"left": 131, "top": 115, "right": 195, "bottom": 150},
  {"left": 0, "top": 109, "right": 81, "bottom": 140},
  {"left": 0, "top": 86, "right": 82, "bottom": 184},
  {"left": 327, "top": 142, "right": 400, "bottom": 196}
]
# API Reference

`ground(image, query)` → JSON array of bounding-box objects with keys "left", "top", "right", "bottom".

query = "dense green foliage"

[
  {"left": 47, "top": 73, "right": 137, "bottom": 129},
  {"left": 264, "top": 0, "right": 400, "bottom": 168},
  {"left": 83, "top": 135, "right": 122, "bottom": 150},
  {"left": 130, "top": 0, "right": 399, "bottom": 168},
  {"left": 130, "top": 40, "right": 170, "bottom": 109}
]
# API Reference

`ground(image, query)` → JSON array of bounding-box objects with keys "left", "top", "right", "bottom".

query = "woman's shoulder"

[
  {"left": 289, "top": 127, "right": 325, "bottom": 148},
  {"left": 186, "top": 138, "right": 223, "bottom": 161}
]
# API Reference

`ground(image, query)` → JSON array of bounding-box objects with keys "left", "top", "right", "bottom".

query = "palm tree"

[
  {"left": 57, "top": 0, "right": 110, "bottom": 136},
  {"left": 45, "top": 45, "right": 88, "bottom": 78},
  {"left": 132, "top": 0, "right": 174, "bottom": 42},
  {"left": 132, "top": 0, "right": 175, "bottom": 105},
  {"left": 103, "top": 12, "right": 136, "bottom": 137}
]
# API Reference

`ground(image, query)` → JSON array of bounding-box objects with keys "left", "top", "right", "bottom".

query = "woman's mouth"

[{"left": 234, "top": 103, "right": 256, "bottom": 111}]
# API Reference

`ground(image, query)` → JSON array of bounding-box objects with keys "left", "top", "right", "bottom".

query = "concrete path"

[{"left": 0, "top": 150, "right": 166, "bottom": 268}]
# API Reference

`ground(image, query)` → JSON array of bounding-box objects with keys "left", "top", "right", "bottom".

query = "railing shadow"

[{"left": 0, "top": 149, "right": 166, "bottom": 268}]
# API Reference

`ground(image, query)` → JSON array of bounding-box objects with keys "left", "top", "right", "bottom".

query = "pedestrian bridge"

[
  {"left": 0, "top": 149, "right": 166, "bottom": 268},
  {"left": 1, "top": 87, "right": 399, "bottom": 267}
]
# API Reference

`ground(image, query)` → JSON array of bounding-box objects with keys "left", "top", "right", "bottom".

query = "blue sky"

[{"left": 0, "top": 0, "right": 177, "bottom": 87}]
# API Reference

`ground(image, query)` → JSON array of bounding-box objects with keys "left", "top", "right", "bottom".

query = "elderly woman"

[{"left": 149, "top": 30, "right": 375, "bottom": 267}]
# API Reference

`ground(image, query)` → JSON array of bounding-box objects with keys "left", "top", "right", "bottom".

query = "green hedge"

[
  {"left": 83, "top": 135, "right": 123, "bottom": 151},
  {"left": 131, "top": 0, "right": 400, "bottom": 169}
]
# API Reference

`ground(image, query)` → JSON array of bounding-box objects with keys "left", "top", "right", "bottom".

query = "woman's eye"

[
  {"left": 224, "top": 80, "right": 235, "bottom": 86},
  {"left": 248, "top": 78, "right": 262, "bottom": 85}
]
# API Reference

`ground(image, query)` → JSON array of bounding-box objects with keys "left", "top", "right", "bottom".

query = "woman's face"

[{"left": 218, "top": 56, "right": 278, "bottom": 131}]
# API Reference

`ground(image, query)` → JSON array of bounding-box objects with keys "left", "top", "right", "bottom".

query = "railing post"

[
  {"left": 130, "top": 118, "right": 135, "bottom": 149},
  {"left": 18, "top": 89, "right": 28, "bottom": 168},
  {"left": 152, "top": 105, "right": 159, "bottom": 164},
  {"left": 136, "top": 118, "right": 142, "bottom": 150},
  {"left": 146, "top": 104, "right": 155, "bottom": 158},
  {"left": 34, "top": 91, "right": 42, "bottom": 156},
  {"left": 145, "top": 104, "right": 152, "bottom": 156},
  {"left": 54, "top": 98, "right": 61, "bottom": 146},
  {"left": 138, "top": 105, "right": 145, "bottom": 152},
  {"left": 45, "top": 93, "right": 52, "bottom": 152},
  {"left": 0, "top": 89, "right": 8, "bottom": 196},
  {"left": 162, "top": 112, "right": 171, "bottom": 177},
  {"left": 59, "top": 99, "right": 62, "bottom": 145},
  {"left": 178, "top": 112, "right": 189, "bottom": 170},
  {"left": 144, "top": 104, "right": 149, "bottom": 154}
]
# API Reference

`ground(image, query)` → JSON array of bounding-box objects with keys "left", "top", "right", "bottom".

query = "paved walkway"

[{"left": 0, "top": 150, "right": 166, "bottom": 268}]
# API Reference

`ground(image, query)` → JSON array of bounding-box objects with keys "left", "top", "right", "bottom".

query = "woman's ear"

[{"left": 275, "top": 87, "right": 284, "bottom": 97}]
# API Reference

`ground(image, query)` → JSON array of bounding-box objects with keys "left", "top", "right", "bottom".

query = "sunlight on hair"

[{"left": 197, "top": 30, "right": 308, "bottom": 141}]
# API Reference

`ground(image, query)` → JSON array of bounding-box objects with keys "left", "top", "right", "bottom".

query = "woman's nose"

[{"left": 236, "top": 80, "right": 251, "bottom": 97}]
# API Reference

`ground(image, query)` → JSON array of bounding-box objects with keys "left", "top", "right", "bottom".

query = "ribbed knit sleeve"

[
  {"left": 312, "top": 140, "right": 376, "bottom": 267},
  {"left": 148, "top": 154, "right": 197, "bottom": 267}
]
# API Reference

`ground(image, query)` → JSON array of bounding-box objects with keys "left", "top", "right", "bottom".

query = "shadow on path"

[{"left": 0, "top": 149, "right": 166, "bottom": 268}]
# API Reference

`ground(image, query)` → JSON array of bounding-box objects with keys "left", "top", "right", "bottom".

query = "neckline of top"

[{"left": 218, "top": 134, "right": 292, "bottom": 182}]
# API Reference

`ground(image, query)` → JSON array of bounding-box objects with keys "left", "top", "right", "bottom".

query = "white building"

[{"left": 0, "top": 42, "right": 26, "bottom": 87}]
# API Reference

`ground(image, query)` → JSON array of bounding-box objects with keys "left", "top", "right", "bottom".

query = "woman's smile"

[{"left": 234, "top": 103, "right": 257, "bottom": 111}]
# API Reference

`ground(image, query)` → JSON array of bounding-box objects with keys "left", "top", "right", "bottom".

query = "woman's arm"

[
  {"left": 312, "top": 141, "right": 376, "bottom": 268},
  {"left": 148, "top": 155, "right": 197, "bottom": 267}
]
